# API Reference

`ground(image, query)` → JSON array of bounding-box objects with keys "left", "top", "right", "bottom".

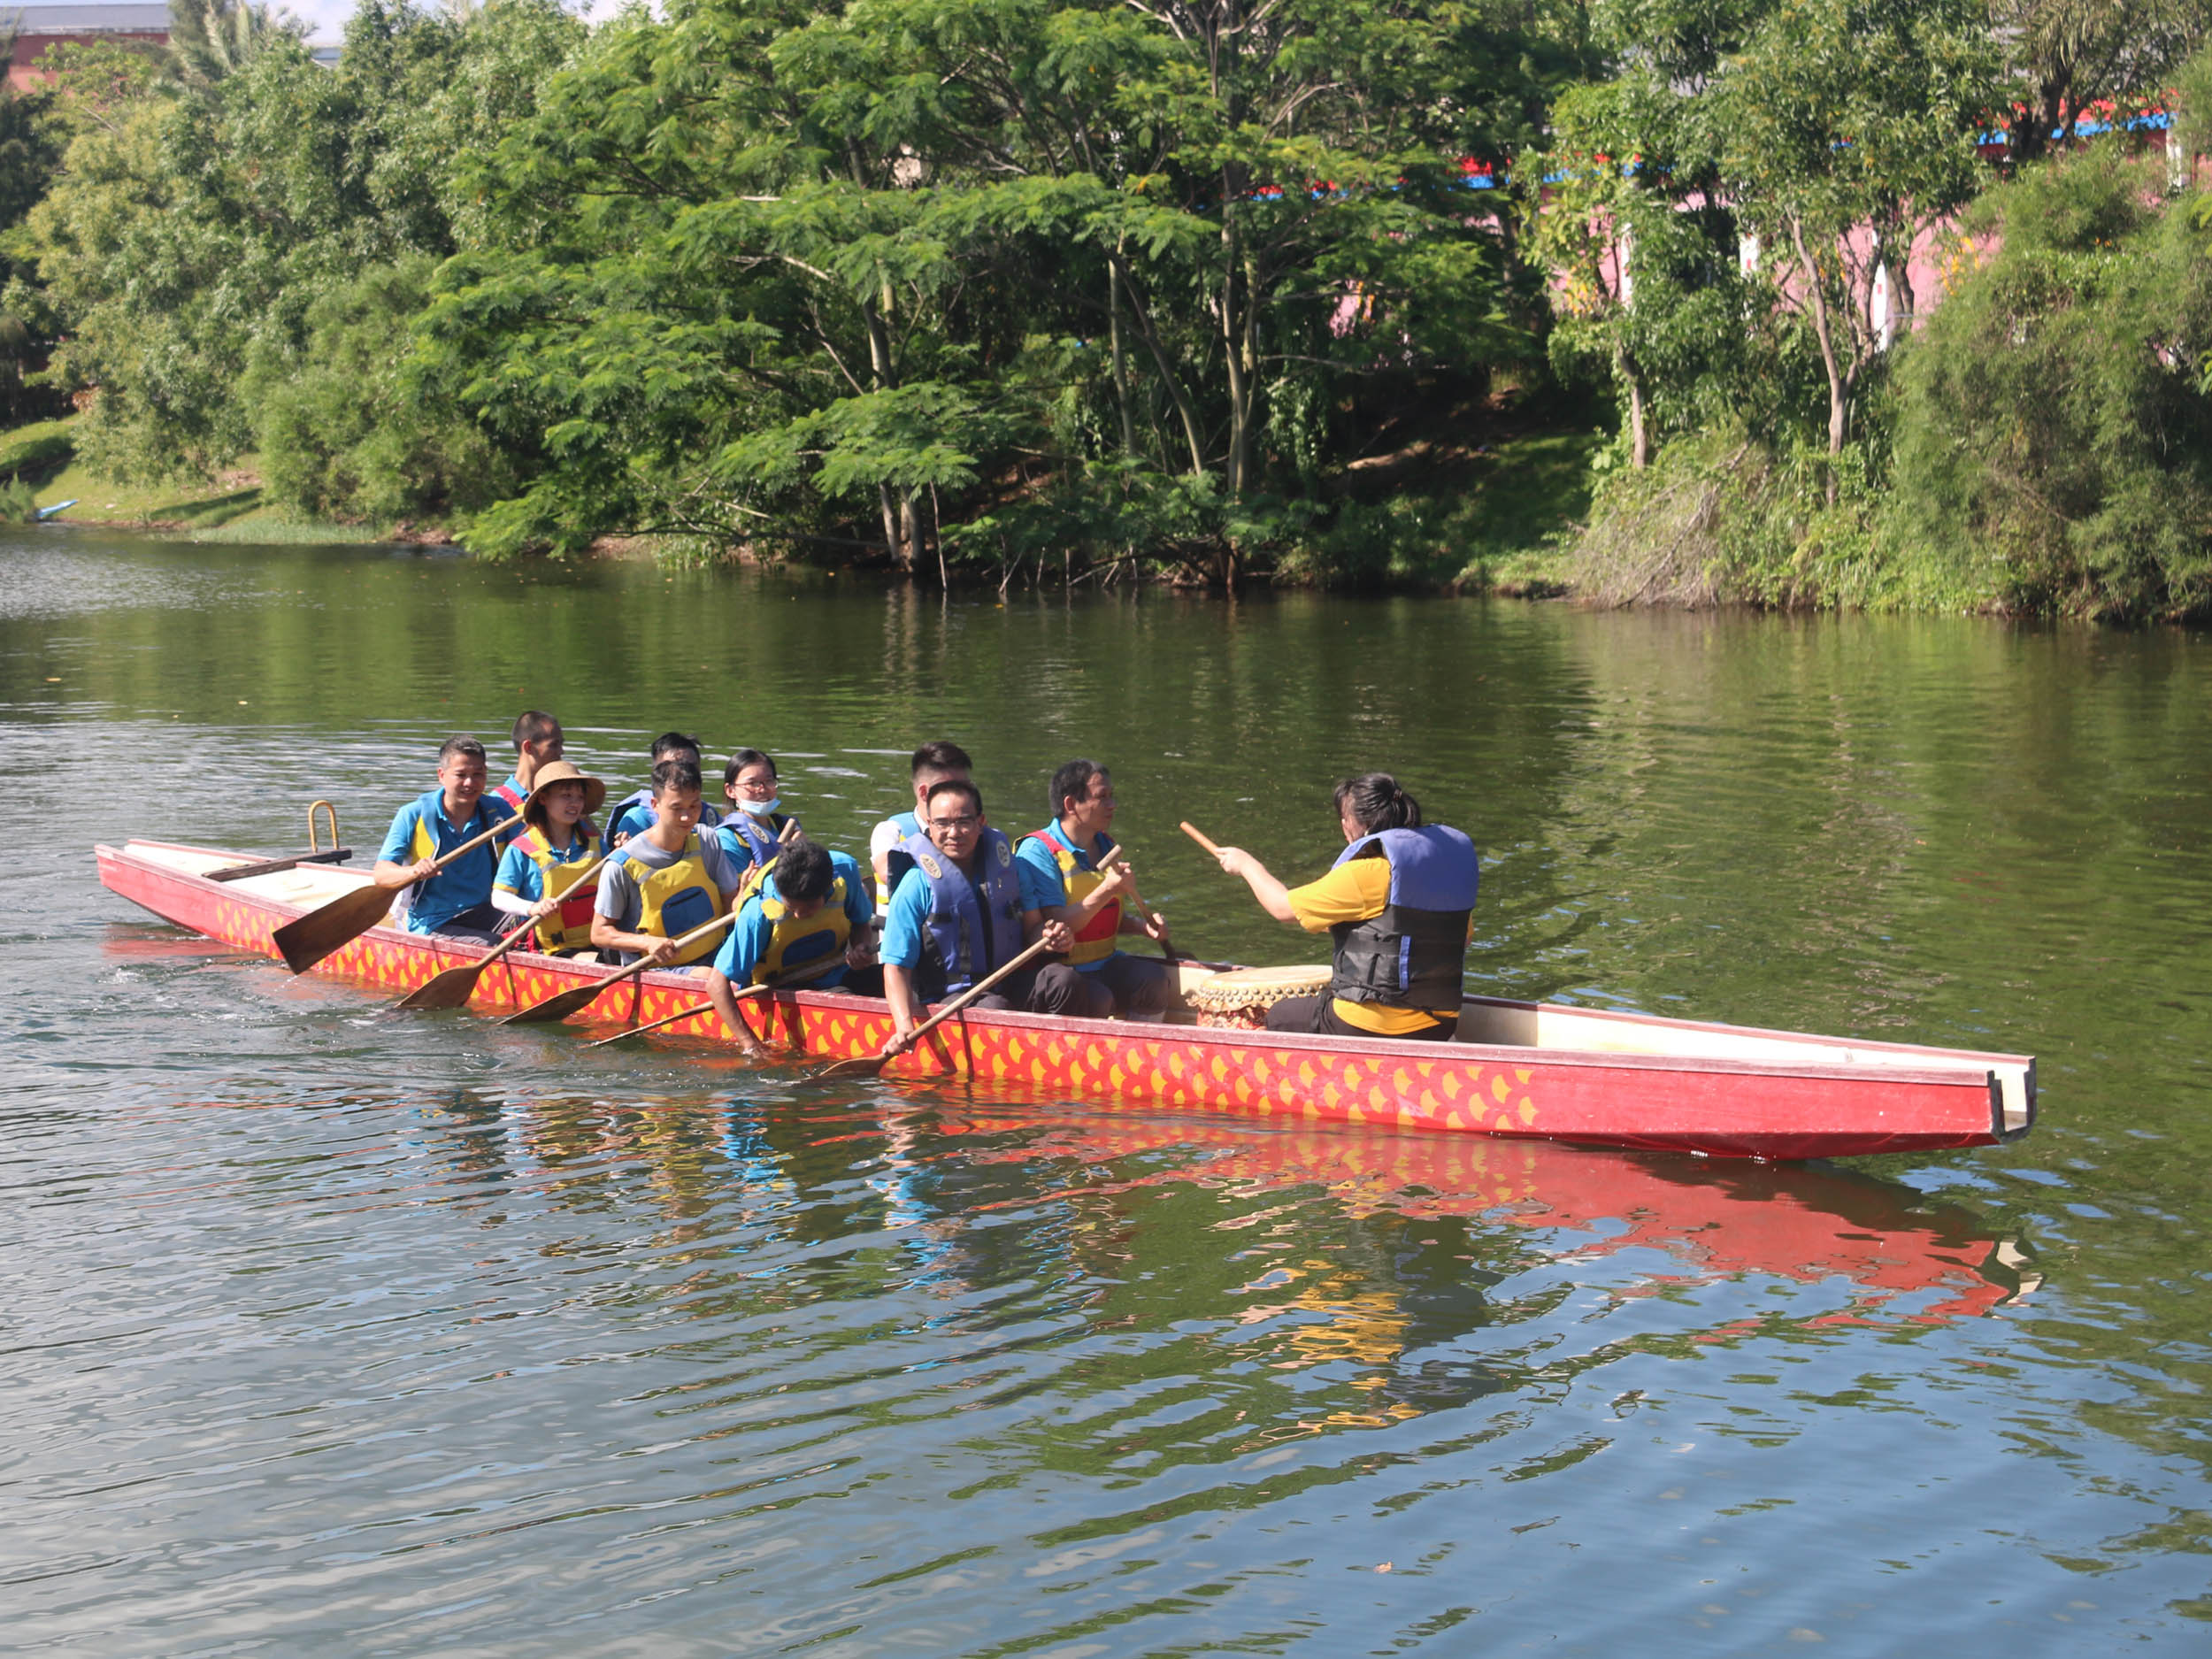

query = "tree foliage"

[{"left": 1888, "top": 146, "right": 2212, "bottom": 617}]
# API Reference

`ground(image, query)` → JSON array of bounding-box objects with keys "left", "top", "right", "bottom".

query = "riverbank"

[
  {"left": 14, "top": 430, "right": 445, "bottom": 546},
  {"left": 12, "top": 413, "right": 1601, "bottom": 581}
]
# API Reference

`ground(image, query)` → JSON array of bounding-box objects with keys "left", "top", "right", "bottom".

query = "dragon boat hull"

[{"left": 97, "top": 840, "right": 2036, "bottom": 1162}]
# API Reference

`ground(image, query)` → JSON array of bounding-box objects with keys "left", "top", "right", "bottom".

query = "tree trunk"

[
  {"left": 1108, "top": 248, "right": 1207, "bottom": 477},
  {"left": 862, "top": 296, "right": 912, "bottom": 568},
  {"left": 1628, "top": 371, "right": 1649, "bottom": 470},
  {"left": 1218, "top": 208, "right": 1250, "bottom": 498},
  {"left": 1788, "top": 215, "right": 1847, "bottom": 503},
  {"left": 1108, "top": 257, "right": 1137, "bottom": 459}
]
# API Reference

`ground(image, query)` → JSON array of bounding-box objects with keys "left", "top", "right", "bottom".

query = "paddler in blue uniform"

[
  {"left": 373, "top": 735, "right": 523, "bottom": 941},
  {"left": 870, "top": 739, "right": 972, "bottom": 905},
  {"left": 1211, "top": 772, "right": 1478, "bottom": 1042},
  {"left": 489, "top": 760, "right": 607, "bottom": 955},
  {"left": 589, "top": 758, "right": 748, "bottom": 968},
  {"left": 606, "top": 733, "right": 725, "bottom": 846},
  {"left": 1016, "top": 757, "right": 1171, "bottom": 1021},
  {"left": 879, "top": 779, "right": 1082, "bottom": 1055},
  {"left": 716, "top": 748, "right": 801, "bottom": 878},
  {"left": 702, "top": 836, "right": 881, "bottom": 1055},
  {"left": 492, "top": 710, "right": 571, "bottom": 817}
]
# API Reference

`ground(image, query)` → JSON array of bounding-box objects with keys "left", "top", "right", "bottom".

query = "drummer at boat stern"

[{"left": 1212, "top": 772, "right": 1478, "bottom": 1042}]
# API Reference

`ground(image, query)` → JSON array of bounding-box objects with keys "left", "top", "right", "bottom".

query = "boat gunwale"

[{"left": 97, "top": 838, "right": 2032, "bottom": 1097}]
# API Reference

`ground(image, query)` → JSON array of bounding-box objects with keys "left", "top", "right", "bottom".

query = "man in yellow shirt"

[{"left": 1212, "top": 772, "right": 1477, "bottom": 1041}]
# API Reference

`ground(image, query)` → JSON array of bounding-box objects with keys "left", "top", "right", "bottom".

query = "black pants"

[
  {"left": 1069, "top": 953, "right": 1172, "bottom": 1019},
  {"left": 968, "top": 962, "right": 1089, "bottom": 1017},
  {"left": 428, "top": 902, "right": 508, "bottom": 945},
  {"left": 1265, "top": 993, "right": 1456, "bottom": 1042},
  {"left": 830, "top": 964, "right": 887, "bottom": 998}
]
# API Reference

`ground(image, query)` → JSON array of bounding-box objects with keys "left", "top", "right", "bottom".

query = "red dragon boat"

[{"left": 96, "top": 839, "right": 2037, "bottom": 1162}]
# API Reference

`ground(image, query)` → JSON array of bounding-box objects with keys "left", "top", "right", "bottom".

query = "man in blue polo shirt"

[
  {"left": 374, "top": 736, "right": 524, "bottom": 941},
  {"left": 702, "top": 837, "right": 880, "bottom": 1056},
  {"left": 1015, "top": 757, "right": 1171, "bottom": 1020}
]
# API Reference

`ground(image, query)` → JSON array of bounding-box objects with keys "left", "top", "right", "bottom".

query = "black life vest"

[{"left": 1326, "top": 826, "right": 1479, "bottom": 1015}]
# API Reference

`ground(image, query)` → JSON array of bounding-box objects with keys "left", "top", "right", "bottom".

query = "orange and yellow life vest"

[
  {"left": 1026, "top": 825, "right": 1120, "bottom": 967},
  {"left": 517, "top": 825, "right": 603, "bottom": 953}
]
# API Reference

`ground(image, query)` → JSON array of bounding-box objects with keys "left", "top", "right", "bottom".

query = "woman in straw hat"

[{"left": 490, "top": 761, "right": 610, "bottom": 956}]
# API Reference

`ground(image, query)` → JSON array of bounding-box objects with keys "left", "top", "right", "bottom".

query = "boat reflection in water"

[
  {"left": 180, "top": 1080, "right": 2033, "bottom": 1443},
  {"left": 926, "top": 1094, "right": 2036, "bottom": 1320}
]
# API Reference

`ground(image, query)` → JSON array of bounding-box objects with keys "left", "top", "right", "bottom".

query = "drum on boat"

[{"left": 1187, "top": 965, "right": 1333, "bottom": 1029}]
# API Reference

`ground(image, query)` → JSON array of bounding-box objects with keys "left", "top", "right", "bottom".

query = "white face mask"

[{"left": 738, "top": 795, "right": 781, "bottom": 817}]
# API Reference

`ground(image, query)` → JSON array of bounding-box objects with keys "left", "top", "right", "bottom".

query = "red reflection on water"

[{"left": 933, "top": 1106, "right": 2024, "bottom": 1324}]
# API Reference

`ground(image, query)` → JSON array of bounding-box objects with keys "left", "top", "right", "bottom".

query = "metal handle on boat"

[{"left": 308, "top": 801, "right": 341, "bottom": 853}]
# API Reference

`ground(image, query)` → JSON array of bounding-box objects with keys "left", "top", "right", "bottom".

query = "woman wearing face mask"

[{"left": 717, "top": 748, "right": 801, "bottom": 878}]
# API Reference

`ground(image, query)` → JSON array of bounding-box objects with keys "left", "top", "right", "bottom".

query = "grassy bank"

[{"left": 20, "top": 427, "right": 408, "bottom": 544}]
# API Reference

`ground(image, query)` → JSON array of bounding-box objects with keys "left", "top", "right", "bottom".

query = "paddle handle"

[
  {"left": 1179, "top": 821, "right": 1223, "bottom": 858},
  {"left": 403, "top": 801, "right": 532, "bottom": 887},
  {"left": 900, "top": 934, "right": 1056, "bottom": 1048},
  {"left": 597, "top": 909, "right": 738, "bottom": 990},
  {"left": 502, "top": 853, "right": 603, "bottom": 939}
]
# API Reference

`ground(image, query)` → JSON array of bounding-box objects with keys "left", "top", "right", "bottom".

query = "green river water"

[{"left": 3, "top": 528, "right": 2208, "bottom": 1655}]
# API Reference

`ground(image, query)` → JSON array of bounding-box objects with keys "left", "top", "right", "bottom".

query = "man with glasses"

[
  {"left": 1017, "top": 757, "right": 1172, "bottom": 1021},
  {"left": 879, "top": 779, "right": 1084, "bottom": 1055}
]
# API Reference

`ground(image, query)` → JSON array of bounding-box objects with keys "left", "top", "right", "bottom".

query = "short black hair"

[
  {"left": 773, "top": 836, "right": 834, "bottom": 902},
  {"left": 926, "top": 777, "right": 984, "bottom": 818},
  {"left": 1049, "top": 758, "right": 1108, "bottom": 818},
  {"left": 1334, "top": 772, "right": 1423, "bottom": 834},
  {"left": 512, "top": 710, "right": 559, "bottom": 749},
  {"left": 651, "top": 731, "right": 702, "bottom": 761},
  {"left": 910, "top": 740, "right": 972, "bottom": 782},
  {"left": 726, "top": 747, "right": 777, "bottom": 787},
  {"left": 439, "top": 735, "right": 488, "bottom": 765},
  {"left": 651, "top": 757, "right": 704, "bottom": 798}
]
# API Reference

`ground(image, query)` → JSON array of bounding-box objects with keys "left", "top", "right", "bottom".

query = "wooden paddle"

[
  {"left": 811, "top": 933, "right": 1058, "bottom": 1081},
  {"left": 502, "top": 909, "right": 738, "bottom": 1025},
  {"left": 272, "top": 807, "right": 528, "bottom": 974},
  {"left": 584, "top": 949, "right": 851, "bottom": 1048},
  {"left": 1179, "top": 820, "right": 1223, "bottom": 858},
  {"left": 395, "top": 864, "right": 599, "bottom": 1010}
]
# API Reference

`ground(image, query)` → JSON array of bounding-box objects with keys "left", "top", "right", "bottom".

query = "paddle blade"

[
  {"left": 396, "top": 960, "right": 482, "bottom": 1011},
  {"left": 809, "top": 1054, "right": 888, "bottom": 1081},
  {"left": 503, "top": 979, "right": 607, "bottom": 1026},
  {"left": 272, "top": 883, "right": 395, "bottom": 974}
]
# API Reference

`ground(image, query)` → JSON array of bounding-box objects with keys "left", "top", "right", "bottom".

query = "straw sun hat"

[{"left": 523, "top": 761, "right": 608, "bottom": 830}]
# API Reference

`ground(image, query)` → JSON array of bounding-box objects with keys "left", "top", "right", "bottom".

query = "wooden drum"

[{"left": 1187, "top": 965, "right": 1332, "bottom": 1029}]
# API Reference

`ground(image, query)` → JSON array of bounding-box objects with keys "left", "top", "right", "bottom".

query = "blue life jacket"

[
  {"left": 881, "top": 809, "right": 926, "bottom": 895},
  {"left": 719, "top": 809, "right": 791, "bottom": 869},
  {"left": 609, "top": 787, "right": 722, "bottom": 842},
  {"left": 902, "top": 827, "right": 1025, "bottom": 997},
  {"left": 1326, "top": 826, "right": 1479, "bottom": 1014}
]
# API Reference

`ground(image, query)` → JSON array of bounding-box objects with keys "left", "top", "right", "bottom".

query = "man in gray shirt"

[{"left": 591, "top": 759, "right": 749, "bottom": 968}]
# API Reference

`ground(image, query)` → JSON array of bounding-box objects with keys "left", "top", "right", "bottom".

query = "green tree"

[
  {"left": 1887, "top": 145, "right": 2212, "bottom": 618},
  {"left": 1720, "top": 0, "right": 1999, "bottom": 492}
]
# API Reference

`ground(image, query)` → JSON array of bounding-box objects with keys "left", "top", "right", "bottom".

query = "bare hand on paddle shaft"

[{"left": 880, "top": 918, "right": 1073, "bottom": 1059}]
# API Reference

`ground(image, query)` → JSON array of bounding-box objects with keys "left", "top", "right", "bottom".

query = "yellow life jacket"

[
  {"left": 1027, "top": 825, "right": 1120, "bottom": 966},
  {"left": 629, "top": 833, "right": 727, "bottom": 965},
  {"left": 518, "top": 825, "right": 603, "bottom": 953},
  {"left": 749, "top": 872, "right": 854, "bottom": 986}
]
